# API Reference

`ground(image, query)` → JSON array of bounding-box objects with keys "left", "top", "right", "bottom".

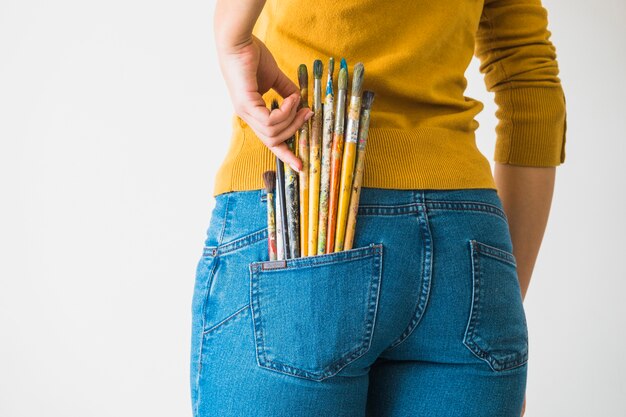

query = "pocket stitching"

[
  {"left": 214, "top": 227, "right": 268, "bottom": 256},
  {"left": 251, "top": 244, "right": 381, "bottom": 271},
  {"left": 472, "top": 239, "right": 517, "bottom": 267},
  {"left": 198, "top": 234, "right": 265, "bottom": 336},
  {"left": 463, "top": 240, "right": 528, "bottom": 372},
  {"left": 425, "top": 201, "right": 509, "bottom": 224},
  {"left": 249, "top": 244, "right": 384, "bottom": 381}
]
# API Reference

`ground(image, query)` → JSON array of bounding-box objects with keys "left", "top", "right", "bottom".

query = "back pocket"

[
  {"left": 463, "top": 240, "right": 529, "bottom": 372},
  {"left": 249, "top": 243, "right": 384, "bottom": 381}
]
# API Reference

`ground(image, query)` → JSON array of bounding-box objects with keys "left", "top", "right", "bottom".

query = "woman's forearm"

[
  {"left": 494, "top": 163, "right": 556, "bottom": 301},
  {"left": 214, "top": 0, "right": 266, "bottom": 52},
  {"left": 212, "top": 0, "right": 310, "bottom": 173}
]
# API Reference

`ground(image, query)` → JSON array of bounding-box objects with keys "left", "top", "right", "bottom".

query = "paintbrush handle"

[
  {"left": 326, "top": 133, "right": 343, "bottom": 253},
  {"left": 317, "top": 93, "right": 334, "bottom": 255},
  {"left": 308, "top": 78, "right": 323, "bottom": 256},
  {"left": 344, "top": 153, "right": 365, "bottom": 251},
  {"left": 284, "top": 136, "right": 301, "bottom": 258},
  {"left": 334, "top": 141, "right": 357, "bottom": 252},
  {"left": 276, "top": 157, "right": 290, "bottom": 259},
  {"left": 326, "top": 87, "right": 347, "bottom": 253},
  {"left": 275, "top": 181, "right": 284, "bottom": 260},
  {"left": 334, "top": 94, "right": 362, "bottom": 252},
  {"left": 266, "top": 191, "right": 277, "bottom": 260},
  {"left": 344, "top": 107, "right": 372, "bottom": 250},
  {"left": 298, "top": 120, "right": 309, "bottom": 257}
]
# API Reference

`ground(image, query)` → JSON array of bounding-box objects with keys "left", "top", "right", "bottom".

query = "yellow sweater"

[{"left": 213, "top": 0, "right": 567, "bottom": 197}]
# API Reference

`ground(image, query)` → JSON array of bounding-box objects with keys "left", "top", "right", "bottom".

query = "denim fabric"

[{"left": 190, "top": 187, "right": 528, "bottom": 417}]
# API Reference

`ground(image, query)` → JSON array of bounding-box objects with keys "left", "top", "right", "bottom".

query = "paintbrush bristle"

[
  {"left": 313, "top": 60, "right": 323, "bottom": 79},
  {"left": 362, "top": 90, "right": 375, "bottom": 110},
  {"left": 263, "top": 170, "right": 276, "bottom": 193},
  {"left": 326, "top": 57, "right": 335, "bottom": 95},
  {"left": 340, "top": 58, "right": 347, "bottom": 72},
  {"left": 271, "top": 99, "right": 280, "bottom": 110},
  {"left": 338, "top": 68, "right": 348, "bottom": 90},
  {"left": 298, "top": 64, "right": 308, "bottom": 89},
  {"left": 351, "top": 63, "right": 364, "bottom": 97}
]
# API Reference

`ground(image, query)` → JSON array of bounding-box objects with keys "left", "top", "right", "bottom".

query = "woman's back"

[{"left": 213, "top": 0, "right": 567, "bottom": 197}]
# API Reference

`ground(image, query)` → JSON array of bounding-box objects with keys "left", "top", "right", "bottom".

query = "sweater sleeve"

[{"left": 475, "top": 0, "right": 567, "bottom": 166}]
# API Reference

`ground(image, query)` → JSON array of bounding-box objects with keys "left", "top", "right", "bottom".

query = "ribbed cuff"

[{"left": 493, "top": 86, "right": 567, "bottom": 167}]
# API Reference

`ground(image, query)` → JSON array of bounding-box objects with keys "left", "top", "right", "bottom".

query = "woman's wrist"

[
  {"left": 214, "top": 0, "right": 265, "bottom": 54},
  {"left": 494, "top": 163, "right": 556, "bottom": 301}
]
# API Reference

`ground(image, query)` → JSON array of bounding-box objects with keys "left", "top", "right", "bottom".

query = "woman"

[{"left": 190, "top": 0, "right": 567, "bottom": 416}]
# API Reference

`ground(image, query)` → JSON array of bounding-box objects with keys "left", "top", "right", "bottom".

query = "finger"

[
  {"left": 241, "top": 93, "right": 299, "bottom": 132},
  {"left": 272, "top": 69, "right": 299, "bottom": 99},
  {"left": 279, "top": 107, "right": 314, "bottom": 141},
  {"left": 243, "top": 97, "right": 302, "bottom": 141},
  {"left": 268, "top": 93, "right": 299, "bottom": 123},
  {"left": 237, "top": 91, "right": 270, "bottom": 122},
  {"left": 265, "top": 94, "right": 299, "bottom": 128},
  {"left": 258, "top": 107, "right": 313, "bottom": 148},
  {"left": 270, "top": 141, "right": 302, "bottom": 173}
]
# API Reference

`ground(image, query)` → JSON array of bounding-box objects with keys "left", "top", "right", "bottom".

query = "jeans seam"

[
  {"left": 203, "top": 304, "right": 250, "bottom": 335},
  {"left": 216, "top": 228, "right": 268, "bottom": 256},
  {"left": 357, "top": 203, "right": 417, "bottom": 216},
  {"left": 193, "top": 194, "right": 231, "bottom": 416},
  {"left": 463, "top": 240, "right": 528, "bottom": 372},
  {"left": 385, "top": 191, "right": 434, "bottom": 351},
  {"left": 216, "top": 192, "right": 232, "bottom": 248},
  {"left": 424, "top": 201, "right": 508, "bottom": 223},
  {"left": 193, "top": 255, "right": 220, "bottom": 416},
  {"left": 472, "top": 239, "right": 517, "bottom": 267}
]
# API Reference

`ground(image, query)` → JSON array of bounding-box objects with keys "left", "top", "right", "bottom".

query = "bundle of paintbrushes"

[{"left": 263, "top": 58, "right": 375, "bottom": 261}]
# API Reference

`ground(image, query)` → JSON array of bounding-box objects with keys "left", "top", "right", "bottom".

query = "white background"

[{"left": 1, "top": 0, "right": 624, "bottom": 416}]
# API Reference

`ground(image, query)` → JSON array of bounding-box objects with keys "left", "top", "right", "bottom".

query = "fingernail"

[
  {"left": 290, "top": 163, "right": 300, "bottom": 173},
  {"left": 305, "top": 111, "right": 314, "bottom": 121}
]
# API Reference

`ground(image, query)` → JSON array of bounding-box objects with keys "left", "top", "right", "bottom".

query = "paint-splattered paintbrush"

[
  {"left": 284, "top": 131, "right": 301, "bottom": 258},
  {"left": 317, "top": 57, "right": 335, "bottom": 254},
  {"left": 275, "top": 174, "right": 285, "bottom": 260},
  {"left": 344, "top": 90, "right": 375, "bottom": 250},
  {"left": 334, "top": 62, "right": 364, "bottom": 252},
  {"left": 307, "top": 59, "right": 323, "bottom": 256},
  {"left": 297, "top": 64, "right": 310, "bottom": 257},
  {"left": 326, "top": 62, "right": 348, "bottom": 253},
  {"left": 263, "top": 170, "right": 278, "bottom": 260},
  {"left": 271, "top": 99, "right": 290, "bottom": 259}
]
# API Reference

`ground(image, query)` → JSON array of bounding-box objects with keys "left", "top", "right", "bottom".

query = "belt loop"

[
  {"left": 412, "top": 190, "right": 425, "bottom": 206},
  {"left": 217, "top": 192, "right": 232, "bottom": 247}
]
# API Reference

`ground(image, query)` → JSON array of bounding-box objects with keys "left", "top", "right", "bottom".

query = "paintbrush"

[
  {"left": 297, "top": 64, "right": 310, "bottom": 257},
  {"left": 307, "top": 59, "right": 323, "bottom": 256},
  {"left": 271, "top": 99, "right": 290, "bottom": 259},
  {"left": 344, "top": 91, "right": 375, "bottom": 250},
  {"left": 283, "top": 131, "right": 301, "bottom": 258},
  {"left": 262, "top": 170, "right": 278, "bottom": 260},
  {"left": 326, "top": 61, "right": 348, "bottom": 253},
  {"left": 334, "top": 62, "right": 364, "bottom": 252},
  {"left": 317, "top": 57, "right": 335, "bottom": 254},
  {"left": 275, "top": 174, "right": 285, "bottom": 260}
]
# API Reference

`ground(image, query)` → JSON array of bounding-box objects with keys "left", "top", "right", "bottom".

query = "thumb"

[{"left": 272, "top": 68, "right": 299, "bottom": 99}]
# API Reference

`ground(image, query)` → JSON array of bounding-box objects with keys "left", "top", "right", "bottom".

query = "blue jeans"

[{"left": 190, "top": 187, "right": 528, "bottom": 417}]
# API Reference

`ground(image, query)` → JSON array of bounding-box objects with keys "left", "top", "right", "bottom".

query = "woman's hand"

[
  {"left": 216, "top": 35, "right": 313, "bottom": 173},
  {"left": 521, "top": 394, "right": 526, "bottom": 416}
]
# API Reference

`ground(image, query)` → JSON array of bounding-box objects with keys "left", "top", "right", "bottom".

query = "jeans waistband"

[
  {"left": 245, "top": 187, "right": 502, "bottom": 208},
  {"left": 205, "top": 187, "right": 505, "bottom": 251}
]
